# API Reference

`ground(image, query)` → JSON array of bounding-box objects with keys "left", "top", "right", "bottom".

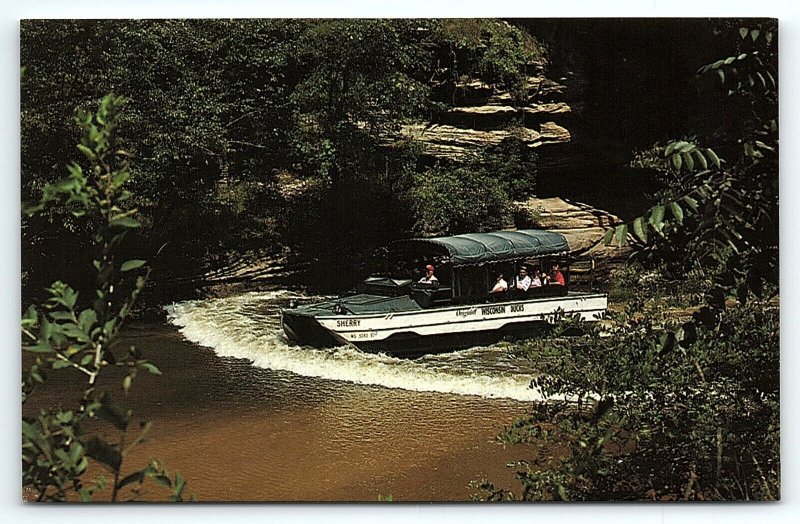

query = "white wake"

[{"left": 166, "top": 291, "right": 547, "bottom": 402}]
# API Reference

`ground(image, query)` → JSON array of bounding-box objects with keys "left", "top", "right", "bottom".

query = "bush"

[
  {"left": 476, "top": 298, "right": 779, "bottom": 501},
  {"left": 408, "top": 163, "right": 510, "bottom": 236},
  {"left": 22, "top": 96, "right": 192, "bottom": 502}
]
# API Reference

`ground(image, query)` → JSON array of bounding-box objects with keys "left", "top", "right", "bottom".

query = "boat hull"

[{"left": 282, "top": 292, "right": 607, "bottom": 357}]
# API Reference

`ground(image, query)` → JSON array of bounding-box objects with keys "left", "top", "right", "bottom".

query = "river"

[{"left": 27, "top": 291, "right": 549, "bottom": 502}]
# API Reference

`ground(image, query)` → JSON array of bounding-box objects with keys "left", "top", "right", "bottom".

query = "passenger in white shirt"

[
  {"left": 530, "top": 268, "right": 543, "bottom": 288},
  {"left": 514, "top": 267, "right": 532, "bottom": 291},
  {"left": 490, "top": 273, "right": 508, "bottom": 293},
  {"left": 418, "top": 264, "right": 439, "bottom": 285}
]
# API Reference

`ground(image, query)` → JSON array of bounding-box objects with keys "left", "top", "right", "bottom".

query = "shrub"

[
  {"left": 476, "top": 298, "right": 779, "bottom": 501},
  {"left": 22, "top": 95, "right": 191, "bottom": 502}
]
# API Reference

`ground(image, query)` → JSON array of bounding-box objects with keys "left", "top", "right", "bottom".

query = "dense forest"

[
  {"left": 21, "top": 19, "right": 778, "bottom": 502},
  {"left": 22, "top": 18, "right": 767, "bottom": 296}
]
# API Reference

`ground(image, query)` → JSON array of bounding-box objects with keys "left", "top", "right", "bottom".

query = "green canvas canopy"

[{"left": 390, "top": 229, "right": 569, "bottom": 267}]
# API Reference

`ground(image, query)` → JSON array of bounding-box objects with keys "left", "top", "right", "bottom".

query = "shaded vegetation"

[
  {"left": 475, "top": 298, "right": 778, "bottom": 501},
  {"left": 21, "top": 19, "right": 546, "bottom": 298},
  {"left": 22, "top": 96, "right": 192, "bottom": 502},
  {"left": 474, "top": 20, "right": 779, "bottom": 502}
]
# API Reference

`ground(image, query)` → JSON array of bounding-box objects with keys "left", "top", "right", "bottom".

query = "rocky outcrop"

[
  {"left": 514, "top": 197, "right": 629, "bottom": 279},
  {"left": 401, "top": 122, "right": 570, "bottom": 159},
  {"left": 398, "top": 64, "right": 584, "bottom": 173}
]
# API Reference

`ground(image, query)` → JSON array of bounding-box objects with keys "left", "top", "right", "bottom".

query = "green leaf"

[
  {"left": 85, "top": 437, "right": 122, "bottom": 471},
  {"left": 104, "top": 318, "right": 118, "bottom": 336},
  {"left": 62, "top": 324, "right": 90, "bottom": 343},
  {"left": 77, "top": 143, "right": 96, "bottom": 160},
  {"left": 632, "top": 217, "right": 648, "bottom": 243},
  {"left": 681, "top": 151, "right": 694, "bottom": 172},
  {"left": 173, "top": 473, "right": 186, "bottom": 497},
  {"left": 23, "top": 341, "right": 53, "bottom": 353},
  {"left": 21, "top": 305, "right": 38, "bottom": 328},
  {"left": 111, "top": 170, "right": 131, "bottom": 189},
  {"left": 69, "top": 441, "right": 85, "bottom": 465},
  {"left": 117, "top": 470, "right": 146, "bottom": 490},
  {"left": 48, "top": 311, "right": 74, "bottom": 321},
  {"left": 152, "top": 475, "right": 172, "bottom": 488},
  {"left": 109, "top": 216, "right": 141, "bottom": 229},
  {"left": 705, "top": 148, "right": 721, "bottom": 168},
  {"left": 739, "top": 27, "right": 749, "bottom": 39},
  {"left": 21, "top": 420, "right": 40, "bottom": 440},
  {"left": 765, "top": 70, "right": 776, "bottom": 89},
  {"left": 64, "top": 344, "right": 83, "bottom": 358},
  {"left": 614, "top": 224, "right": 628, "bottom": 246},
  {"left": 603, "top": 227, "right": 615, "bottom": 246},
  {"left": 755, "top": 71, "right": 766, "bottom": 90},
  {"left": 78, "top": 308, "right": 97, "bottom": 332},
  {"left": 138, "top": 362, "right": 162, "bottom": 375},
  {"left": 120, "top": 259, "right": 146, "bottom": 272},
  {"left": 649, "top": 205, "right": 665, "bottom": 228},
  {"left": 664, "top": 141, "right": 683, "bottom": 156},
  {"left": 66, "top": 162, "right": 84, "bottom": 179},
  {"left": 716, "top": 68, "right": 725, "bottom": 85},
  {"left": 750, "top": 29, "right": 760, "bottom": 41},
  {"left": 80, "top": 354, "right": 94, "bottom": 366},
  {"left": 692, "top": 149, "right": 708, "bottom": 170},
  {"left": 668, "top": 202, "right": 684, "bottom": 225},
  {"left": 52, "top": 359, "right": 73, "bottom": 370},
  {"left": 670, "top": 153, "right": 682, "bottom": 171},
  {"left": 123, "top": 375, "right": 132, "bottom": 394}
]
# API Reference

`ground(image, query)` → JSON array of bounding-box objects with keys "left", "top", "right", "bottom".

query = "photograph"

[{"left": 19, "top": 17, "right": 779, "bottom": 503}]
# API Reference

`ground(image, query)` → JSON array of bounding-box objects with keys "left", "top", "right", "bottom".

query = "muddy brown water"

[{"left": 23, "top": 291, "right": 549, "bottom": 502}]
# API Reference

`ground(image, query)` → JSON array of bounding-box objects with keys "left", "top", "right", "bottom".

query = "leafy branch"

[{"left": 22, "top": 95, "right": 191, "bottom": 502}]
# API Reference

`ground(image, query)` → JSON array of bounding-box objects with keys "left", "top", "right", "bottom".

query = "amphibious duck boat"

[{"left": 281, "top": 229, "right": 607, "bottom": 356}]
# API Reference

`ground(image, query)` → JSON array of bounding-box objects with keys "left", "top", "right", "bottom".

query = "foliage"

[
  {"left": 405, "top": 136, "right": 537, "bottom": 236},
  {"left": 22, "top": 19, "right": 541, "bottom": 295},
  {"left": 606, "top": 264, "right": 708, "bottom": 308},
  {"left": 432, "top": 20, "right": 546, "bottom": 105},
  {"left": 22, "top": 96, "right": 192, "bottom": 502},
  {"left": 477, "top": 22, "right": 779, "bottom": 503},
  {"left": 606, "top": 20, "right": 777, "bottom": 341},
  {"left": 480, "top": 137, "right": 539, "bottom": 200},
  {"left": 476, "top": 299, "right": 779, "bottom": 501},
  {"left": 408, "top": 162, "right": 510, "bottom": 237}
]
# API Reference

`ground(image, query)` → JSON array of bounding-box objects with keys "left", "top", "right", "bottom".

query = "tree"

[
  {"left": 477, "top": 21, "right": 779, "bottom": 502},
  {"left": 606, "top": 20, "right": 778, "bottom": 343},
  {"left": 22, "top": 95, "right": 191, "bottom": 502}
]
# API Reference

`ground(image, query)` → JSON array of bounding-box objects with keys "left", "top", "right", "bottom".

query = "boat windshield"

[{"left": 355, "top": 276, "right": 413, "bottom": 297}]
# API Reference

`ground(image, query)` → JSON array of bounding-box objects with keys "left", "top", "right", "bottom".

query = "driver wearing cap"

[{"left": 418, "top": 264, "right": 439, "bottom": 285}]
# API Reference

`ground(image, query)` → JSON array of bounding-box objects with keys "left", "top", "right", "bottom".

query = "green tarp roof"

[{"left": 391, "top": 229, "right": 569, "bottom": 267}]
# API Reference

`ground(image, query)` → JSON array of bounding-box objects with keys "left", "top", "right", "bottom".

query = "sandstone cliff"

[
  {"left": 401, "top": 60, "right": 584, "bottom": 173},
  {"left": 514, "top": 196, "right": 629, "bottom": 281}
]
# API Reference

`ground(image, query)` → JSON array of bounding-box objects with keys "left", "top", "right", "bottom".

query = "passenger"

[
  {"left": 490, "top": 272, "right": 508, "bottom": 293},
  {"left": 418, "top": 264, "right": 439, "bottom": 285},
  {"left": 513, "top": 267, "right": 532, "bottom": 292},
  {"left": 530, "top": 268, "right": 543, "bottom": 288},
  {"left": 550, "top": 263, "right": 566, "bottom": 286}
]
